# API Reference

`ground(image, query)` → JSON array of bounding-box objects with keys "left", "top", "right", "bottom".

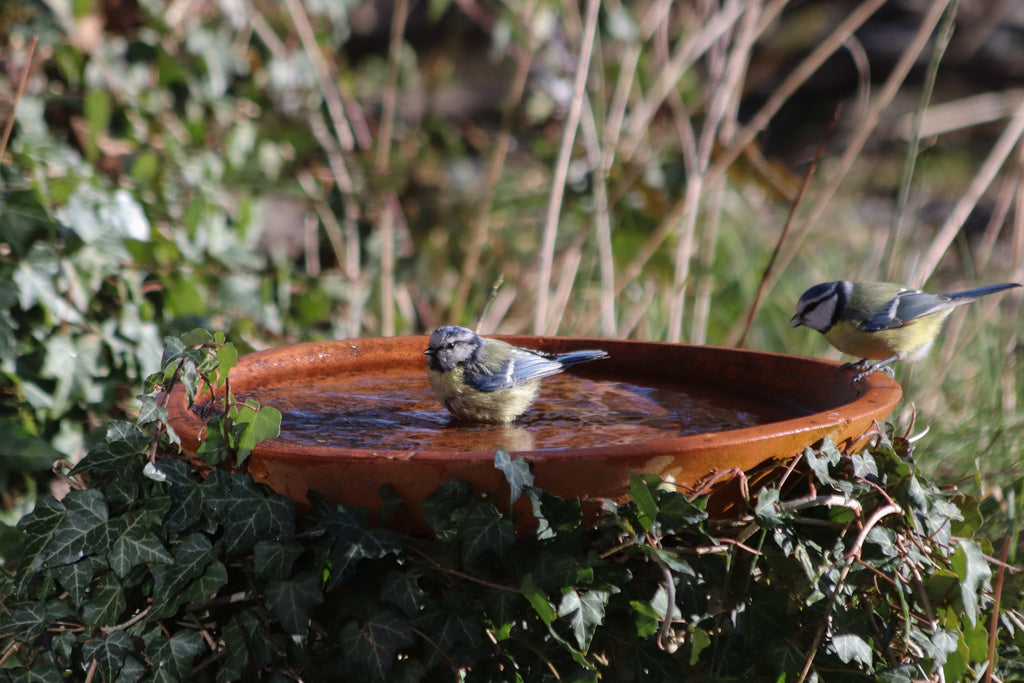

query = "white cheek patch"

[{"left": 802, "top": 301, "right": 835, "bottom": 332}]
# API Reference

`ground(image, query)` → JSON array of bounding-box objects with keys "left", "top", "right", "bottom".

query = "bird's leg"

[
  {"left": 853, "top": 356, "right": 898, "bottom": 383},
  {"left": 839, "top": 358, "right": 873, "bottom": 372}
]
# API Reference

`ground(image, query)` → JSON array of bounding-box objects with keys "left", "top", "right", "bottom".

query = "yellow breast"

[
  {"left": 824, "top": 311, "right": 952, "bottom": 361},
  {"left": 428, "top": 367, "right": 542, "bottom": 423}
]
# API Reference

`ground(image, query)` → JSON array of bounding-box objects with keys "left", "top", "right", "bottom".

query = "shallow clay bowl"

[{"left": 166, "top": 336, "right": 901, "bottom": 529}]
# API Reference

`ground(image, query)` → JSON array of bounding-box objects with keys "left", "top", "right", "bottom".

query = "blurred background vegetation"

[{"left": 1, "top": 0, "right": 1023, "bottom": 522}]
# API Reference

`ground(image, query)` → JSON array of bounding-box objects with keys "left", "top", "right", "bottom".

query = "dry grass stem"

[
  {"left": 707, "top": 0, "right": 887, "bottom": 184},
  {"left": 453, "top": 0, "right": 538, "bottom": 323},
  {"left": 0, "top": 34, "right": 35, "bottom": 166},
  {"left": 764, "top": 0, "right": 951, "bottom": 295},
  {"left": 373, "top": 0, "right": 410, "bottom": 336},
  {"left": 283, "top": 0, "right": 357, "bottom": 151},
  {"left": 883, "top": 0, "right": 956, "bottom": 280},
  {"left": 912, "top": 95, "right": 1024, "bottom": 286},
  {"left": 591, "top": 35, "right": 641, "bottom": 337},
  {"left": 900, "top": 89, "right": 1024, "bottom": 139},
  {"left": 621, "top": 0, "right": 746, "bottom": 162},
  {"left": 534, "top": 0, "right": 600, "bottom": 335}
]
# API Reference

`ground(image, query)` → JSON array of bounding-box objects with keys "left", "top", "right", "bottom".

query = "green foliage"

[{"left": 0, "top": 333, "right": 1020, "bottom": 681}]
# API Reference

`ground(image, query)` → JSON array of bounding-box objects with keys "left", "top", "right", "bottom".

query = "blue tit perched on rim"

[
  {"left": 791, "top": 280, "right": 1021, "bottom": 379},
  {"left": 424, "top": 325, "right": 609, "bottom": 423}
]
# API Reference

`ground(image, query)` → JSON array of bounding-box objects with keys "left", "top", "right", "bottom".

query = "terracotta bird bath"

[{"left": 166, "top": 336, "right": 902, "bottom": 529}]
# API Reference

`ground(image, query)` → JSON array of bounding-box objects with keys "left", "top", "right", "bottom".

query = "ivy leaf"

[
  {"left": 217, "top": 341, "right": 237, "bottom": 386},
  {"left": 690, "top": 627, "right": 711, "bottom": 665},
  {"left": 218, "top": 491, "right": 293, "bottom": 557},
  {"left": 69, "top": 420, "right": 145, "bottom": 478},
  {"left": 43, "top": 489, "right": 109, "bottom": 568},
  {"left": 381, "top": 571, "right": 425, "bottom": 617},
  {"left": 951, "top": 540, "right": 992, "bottom": 626},
  {"left": 2, "top": 602, "right": 48, "bottom": 640},
  {"left": 51, "top": 556, "right": 104, "bottom": 607},
  {"left": 420, "top": 479, "right": 473, "bottom": 534},
  {"left": 178, "top": 560, "right": 228, "bottom": 607},
  {"left": 929, "top": 629, "right": 959, "bottom": 660},
  {"left": 151, "top": 532, "right": 215, "bottom": 619},
  {"left": 411, "top": 602, "right": 482, "bottom": 666},
  {"left": 321, "top": 507, "right": 403, "bottom": 590},
  {"left": 253, "top": 540, "right": 304, "bottom": 581},
  {"left": 135, "top": 393, "right": 166, "bottom": 427},
  {"left": 831, "top": 632, "right": 873, "bottom": 666},
  {"left": 804, "top": 441, "right": 842, "bottom": 489},
  {"left": 754, "top": 486, "right": 783, "bottom": 529},
  {"left": 265, "top": 571, "right": 324, "bottom": 635},
  {"left": 17, "top": 496, "right": 67, "bottom": 572},
  {"left": 657, "top": 491, "right": 708, "bottom": 531},
  {"left": 146, "top": 630, "right": 207, "bottom": 681},
  {"left": 81, "top": 630, "right": 133, "bottom": 680},
  {"left": 230, "top": 401, "right": 282, "bottom": 466},
  {"left": 165, "top": 473, "right": 204, "bottom": 533},
  {"left": 220, "top": 609, "right": 272, "bottom": 680},
  {"left": 460, "top": 502, "right": 514, "bottom": 563},
  {"left": 494, "top": 449, "right": 533, "bottom": 508},
  {"left": 201, "top": 471, "right": 295, "bottom": 557},
  {"left": 81, "top": 572, "right": 126, "bottom": 627},
  {"left": 196, "top": 416, "right": 229, "bottom": 465},
  {"left": 340, "top": 609, "right": 413, "bottom": 679},
  {"left": 521, "top": 573, "right": 556, "bottom": 625},
  {"left": 557, "top": 589, "right": 609, "bottom": 652},
  {"left": 629, "top": 472, "right": 658, "bottom": 532},
  {"left": 866, "top": 526, "right": 899, "bottom": 557},
  {"left": 179, "top": 328, "right": 214, "bottom": 347},
  {"left": 108, "top": 513, "right": 174, "bottom": 577},
  {"left": 849, "top": 452, "right": 880, "bottom": 481},
  {"left": 529, "top": 487, "right": 582, "bottom": 538}
]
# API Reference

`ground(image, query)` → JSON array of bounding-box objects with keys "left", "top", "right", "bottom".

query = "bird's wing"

[
  {"left": 463, "top": 349, "right": 565, "bottom": 392},
  {"left": 860, "top": 290, "right": 954, "bottom": 331}
]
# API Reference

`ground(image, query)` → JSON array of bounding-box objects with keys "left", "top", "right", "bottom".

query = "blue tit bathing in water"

[
  {"left": 424, "top": 325, "right": 609, "bottom": 423},
  {"left": 791, "top": 280, "right": 1021, "bottom": 379}
]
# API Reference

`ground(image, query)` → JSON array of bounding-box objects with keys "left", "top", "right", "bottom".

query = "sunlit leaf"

[
  {"left": 951, "top": 540, "right": 992, "bottom": 626},
  {"left": 494, "top": 449, "right": 533, "bottom": 507},
  {"left": 831, "top": 633, "right": 873, "bottom": 666},
  {"left": 231, "top": 402, "right": 282, "bottom": 465},
  {"left": 557, "top": 589, "right": 609, "bottom": 652},
  {"left": 629, "top": 472, "right": 658, "bottom": 532},
  {"left": 521, "top": 573, "right": 556, "bottom": 625}
]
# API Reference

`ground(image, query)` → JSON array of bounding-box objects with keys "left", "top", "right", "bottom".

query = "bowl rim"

[{"left": 165, "top": 335, "right": 903, "bottom": 464}]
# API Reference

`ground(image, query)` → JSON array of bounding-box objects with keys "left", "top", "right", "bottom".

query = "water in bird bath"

[{"left": 203, "top": 368, "right": 809, "bottom": 453}]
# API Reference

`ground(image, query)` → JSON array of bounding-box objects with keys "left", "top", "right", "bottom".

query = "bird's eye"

[{"left": 444, "top": 342, "right": 454, "bottom": 350}]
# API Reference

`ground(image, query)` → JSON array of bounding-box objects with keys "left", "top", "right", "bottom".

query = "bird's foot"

[
  {"left": 852, "top": 363, "right": 895, "bottom": 383},
  {"left": 841, "top": 357, "right": 897, "bottom": 384},
  {"left": 839, "top": 359, "right": 873, "bottom": 373}
]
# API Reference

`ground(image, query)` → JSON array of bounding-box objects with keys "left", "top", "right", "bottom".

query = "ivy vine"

[{"left": 0, "top": 331, "right": 1020, "bottom": 681}]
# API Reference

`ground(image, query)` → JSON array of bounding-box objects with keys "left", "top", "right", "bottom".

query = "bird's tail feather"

[
  {"left": 947, "top": 282, "right": 1022, "bottom": 301},
  {"left": 555, "top": 350, "right": 610, "bottom": 367}
]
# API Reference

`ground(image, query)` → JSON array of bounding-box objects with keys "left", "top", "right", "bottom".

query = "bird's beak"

[
  {"left": 423, "top": 348, "right": 435, "bottom": 356},
  {"left": 790, "top": 316, "right": 802, "bottom": 328}
]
